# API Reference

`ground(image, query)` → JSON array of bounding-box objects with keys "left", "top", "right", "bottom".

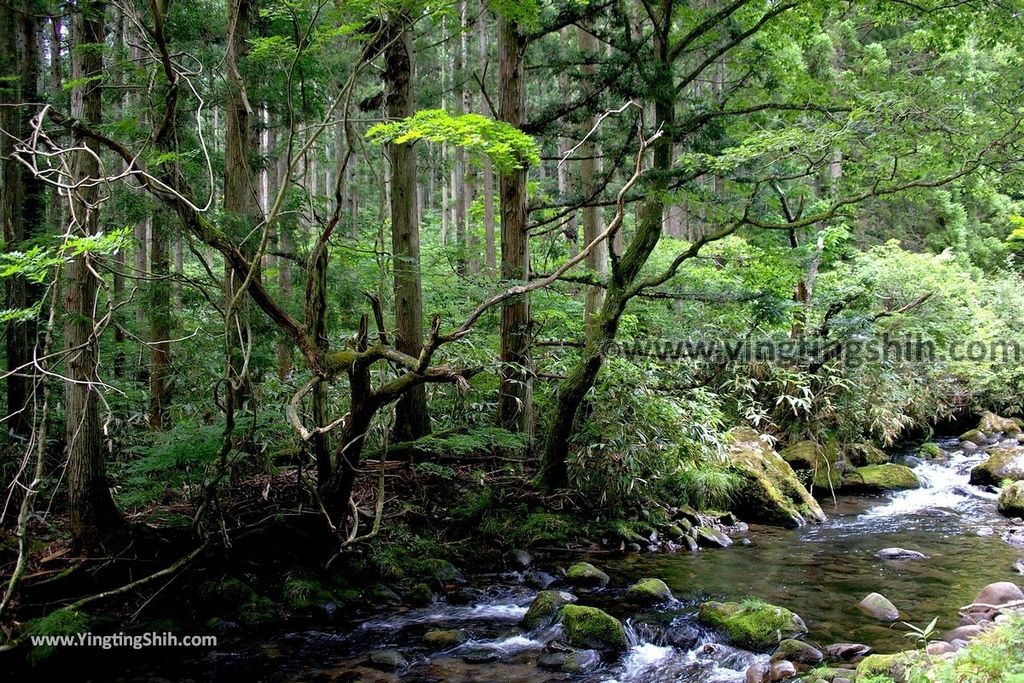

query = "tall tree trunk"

[
  {"left": 66, "top": 0, "right": 122, "bottom": 553},
  {"left": 173, "top": 235, "right": 183, "bottom": 314},
  {"left": 479, "top": 2, "right": 496, "bottom": 272},
  {"left": 224, "top": 0, "right": 257, "bottom": 403},
  {"left": 463, "top": 2, "right": 479, "bottom": 273},
  {"left": 577, "top": 24, "right": 605, "bottom": 321},
  {"left": 111, "top": 8, "right": 126, "bottom": 379},
  {"left": 149, "top": 210, "right": 172, "bottom": 429},
  {"left": 387, "top": 14, "right": 430, "bottom": 442},
  {"left": 2, "top": 1, "right": 45, "bottom": 439},
  {"left": 134, "top": 217, "right": 149, "bottom": 379},
  {"left": 131, "top": 33, "right": 148, "bottom": 380},
  {"left": 452, "top": 2, "right": 468, "bottom": 273},
  {"left": 496, "top": 15, "right": 532, "bottom": 436},
  {"left": 47, "top": 15, "right": 63, "bottom": 240}
]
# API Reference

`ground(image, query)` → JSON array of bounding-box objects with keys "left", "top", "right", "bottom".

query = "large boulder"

[
  {"left": 841, "top": 464, "right": 920, "bottom": 493},
  {"left": 697, "top": 600, "right": 807, "bottom": 651},
  {"left": 725, "top": 428, "right": 827, "bottom": 528},
  {"left": 522, "top": 590, "right": 576, "bottom": 629},
  {"left": 564, "top": 562, "right": 610, "bottom": 587},
  {"left": 998, "top": 481, "right": 1024, "bottom": 517},
  {"left": 970, "top": 447, "right": 1024, "bottom": 486},
  {"left": 559, "top": 605, "right": 628, "bottom": 652},
  {"left": 977, "top": 411, "right": 1022, "bottom": 436},
  {"left": 781, "top": 440, "right": 845, "bottom": 490},
  {"left": 625, "top": 578, "right": 673, "bottom": 604}
]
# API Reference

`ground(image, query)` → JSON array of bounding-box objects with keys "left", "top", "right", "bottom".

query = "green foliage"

[
  {"left": 358, "top": 524, "right": 445, "bottom": 581},
  {"left": 902, "top": 616, "right": 939, "bottom": 649},
  {"left": 672, "top": 464, "right": 743, "bottom": 511},
  {"left": 282, "top": 571, "right": 332, "bottom": 611},
  {"left": 414, "top": 462, "right": 457, "bottom": 480},
  {"left": 881, "top": 616, "right": 1024, "bottom": 682},
  {"left": 116, "top": 421, "right": 225, "bottom": 509},
  {"left": 367, "top": 109, "right": 540, "bottom": 172},
  {"left": 23, "top": 609, "right": 93, "bottom": 664},
  {"left": 398, "top": 427, "right": 527, "bottom": 460}
]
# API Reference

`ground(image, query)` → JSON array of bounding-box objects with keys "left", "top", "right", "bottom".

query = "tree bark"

[
  {"left": 386, "top": 14, "right": 430, "bottom": 442},
  {"left": 577, "top": 24, "right": 606, "bottom": 322},
  {"left": 224, "top": 0, "right": 257, "bottom": 403},
  {"left": 66, "top": 0, "right": 122, "bottom": 553},
  {"left": 478, "top": 2, "right": 496, "bottom": 272},
  {"left": 149, "top": 210, "right": 172, "bottom": 429},
  {"left": 452, "top": 1, "right": 468, "bottom": 274},
  {"left": 497, "top": 15, "right": 532, "bottom": 436},
  {"left": 2, "top": 1, "right": 45, "bottom": 438}
]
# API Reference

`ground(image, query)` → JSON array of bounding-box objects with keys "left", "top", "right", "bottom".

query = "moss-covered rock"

[
  {"left": 423, "top": 629, "right": 466, "bottom": 648},
  {"left": 697, "top": 599, "right": 807, "bottom": 651},
  {"left": 725, "top": 427, "right": 827, "bottom": 528},
  {"left": 849, "top": 443, "right": 889, "bottom": 466},
  {"left": 960, "top": 429, "right": 988, "bottom": 446},
  {"left": 781, "top": 440, "right": 845, "bottom": 490},
  {"left": 560, "top": 604, "right": 628, "bottom": 652},
  {"left": 998, "top": 481, "right": 1024, "bottom": 517},
  {"left": 918, "top": 442, "right": 943, "bottom": 459},
  {"left": 405, "top": 582, "right": 434, "bottom": 607},
  {"left": 521, "top": 590, "right": 576, "bottom": 629},
  {"left": 970, "top": 447, "right": 1024, "bottom": 486},
  {"left": 855, "top": 651, "right": 926, "bottom": 682},
  {"left": 625, "top": 578, "right": 674, "bottom": 604},
  {"left": 421, "top": 558, "right": 465, "bottom": 586},
  {"left": 841, "top": 464, "right": 920, "bottom": 492},
  {"left": 667, "top": 524, "right": 687, "bottom": 539},
  {"left": 978, "top": 411, "right": 1022, "bottom": 436},
  {"left": 565, "top": 562, "right": 610, "bottom": 587}
]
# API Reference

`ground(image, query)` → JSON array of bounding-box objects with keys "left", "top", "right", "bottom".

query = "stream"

[{"left": 121, "top": 438, "right": 1024, "bottom": 682}]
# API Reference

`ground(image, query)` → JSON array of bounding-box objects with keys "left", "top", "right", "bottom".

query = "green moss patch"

[
  {"left": 560, "top": 604, "right": 628, "bottom": 652},
  {"left": 697, "top": 599, "right": 807, "bottom": 651}
]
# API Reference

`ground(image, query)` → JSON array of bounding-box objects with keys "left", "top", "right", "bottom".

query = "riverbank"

[{"left": 8, "top": 422, "right": 1024, "bottom": 682}]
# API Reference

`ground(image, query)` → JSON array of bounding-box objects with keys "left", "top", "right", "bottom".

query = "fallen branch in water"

[{"left": 959, "top": 599, "right": 1024, "bottom": 613}]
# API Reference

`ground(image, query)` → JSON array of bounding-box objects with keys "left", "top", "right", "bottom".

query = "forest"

[{"left": 2, "top": 0, "right": 1024, "bottom": 681}]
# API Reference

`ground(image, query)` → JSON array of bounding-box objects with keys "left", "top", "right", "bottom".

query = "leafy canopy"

[{"left": 367, "top": 109, "right": 540, "bottom": 172}]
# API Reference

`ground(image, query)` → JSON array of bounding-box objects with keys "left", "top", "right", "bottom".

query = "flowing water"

[{"left": 116, "top": 439, "right": 1024, "bottom": 682}]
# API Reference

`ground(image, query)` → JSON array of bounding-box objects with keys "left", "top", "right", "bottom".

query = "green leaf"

[{"left": 367, "top": 109, "right": 540, "bottom": 172}]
